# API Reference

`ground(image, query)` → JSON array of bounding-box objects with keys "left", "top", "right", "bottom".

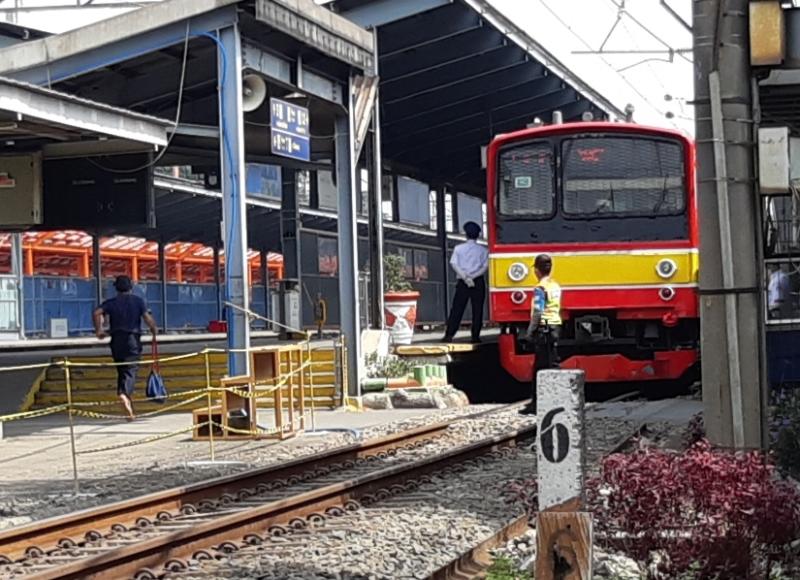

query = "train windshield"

[
  {"left": 562, "top": 136, "right": 685, "bottom": 217},
  {"left": 497, "top": 142, "right": 555, "bottom": 217}
]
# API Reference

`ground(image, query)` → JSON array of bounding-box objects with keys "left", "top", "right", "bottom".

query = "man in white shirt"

[{"left": 442, "top": 221, "right": 489, "bottom": 343}]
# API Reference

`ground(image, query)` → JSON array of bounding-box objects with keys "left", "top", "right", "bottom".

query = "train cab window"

[
  {"left": 562, "top": 137, "right": 685, "bottom": 217},
  {"left": 497, "top": 143, "right": 555, "bottom": 217}
]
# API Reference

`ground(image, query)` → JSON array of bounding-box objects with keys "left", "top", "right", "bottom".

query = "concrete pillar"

[
  {"left": 694, "top": 0, "right": 763, "bottom": 448},
  {"left": 336, "top": 77, "right": 362, "bottom": 398},
  {"left": 217, "top": 24, "right": 250, "bottom": 376}
]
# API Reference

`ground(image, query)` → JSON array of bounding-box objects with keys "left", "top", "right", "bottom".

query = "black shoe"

[
  {"left": 470, "top": 337, "right": 481, "bottom": 344},
  {"left": 441, "top": 335, "right": 454, "bottom": 343},
  {"left": 519, "top": 403, "right": 537, "bottom": 416}
]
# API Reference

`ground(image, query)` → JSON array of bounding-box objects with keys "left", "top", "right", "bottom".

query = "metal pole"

[
  {"left": 92, "top": 234, "right": 102, "bottom": 306},
  {"left": 217, "top": 24, "right": 251, "bottom": 376},
  {"left": 204, "top": 350, "right": 215, "bottom": 461},
  {"left": 158, "top": 241, "right": 168, "bottom": 332},
  {"left": 64, "top": 362, "right": 79, "bottom": 494},
  {"left": 709, "top": 71, "right": 745, "bottom": 448},
  {"left": 260, "top": 249, "right": 270, "bottom": 321},
  {"left": 213, "top": 244, "right": 222, "bottom": 321},
  {"left": 11, "top": 233, "right": 25, "bottom": 339},
  {"left": 367, "top": 28, "right": 385, "bottom": 329},
  {"left": 335, "top": 76, "right": 362, "bottom": 399},
  {"left": 436, "top": 186, "right": 451, "bottom": 320}
]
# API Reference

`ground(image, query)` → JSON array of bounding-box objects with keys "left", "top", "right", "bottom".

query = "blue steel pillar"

[
  {"left": 217, "top": 25, "right": 250, "bottom": 375},
  {"left": 336, "top": 77, "right": 362, "bottom": 398},
  {"left": 158, "top": 240, "right": 168, "bottom": 331}
]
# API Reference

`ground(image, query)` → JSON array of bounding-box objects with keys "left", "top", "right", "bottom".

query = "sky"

[{"left": 3, "top": 0, "right": 695, "bottom": 135}]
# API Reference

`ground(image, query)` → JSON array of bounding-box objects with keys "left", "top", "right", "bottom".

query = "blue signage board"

[
  {"left": 270, "top": 98, "right": 310, "bottom": 162},
  {"left": 246, "top": 163, "right": 282, "bottom": 200}
]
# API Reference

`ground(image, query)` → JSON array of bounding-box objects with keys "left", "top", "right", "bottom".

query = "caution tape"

[
  {"left": 71, "top": 393, "right": 209, "bottom": 420},
  {"left": 215, "top": 411, "right": 312, "bottom": 437},
  {"left": 0, "top": 404, "right": 69, "bottom": 423},
  {"left": 0, "top": 361, "right": 58, "bottom": 373},
  {"left": 76, "top": 421, "right": 205, "bottom": 455}
]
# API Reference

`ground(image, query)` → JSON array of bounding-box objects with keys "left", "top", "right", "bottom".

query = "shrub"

[
  {"left": 769, "top": 385, "right": 800, "bottom": 480},
  {"left": 363, "top": 352, "right": 414, "bottom": 379},
  {"left": 503, "top": 443, "right": 800, "bottom": 579},
  {"left": 590, "top": 441, "right": 800, "bottom": 579},
  {"left": 383, "top": 254, "right": 413, "bottom": 293}
]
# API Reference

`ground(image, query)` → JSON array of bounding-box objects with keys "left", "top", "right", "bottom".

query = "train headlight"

[
  {"left": 659, "top": 286, "right": 676, "bottom": 301},
  {"left": 507, "top": 262, "right": 529, "bottom": 282},
  {"left": 656, "top": 259, "right": 677, "bottom": 279},
  {"left": 511, "top": 290, "right": 527, "bottom": 305}
]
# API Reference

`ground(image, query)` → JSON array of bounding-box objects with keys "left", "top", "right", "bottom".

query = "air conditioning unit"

[
  {"left": 758, "top": 127, "right": 800, "bottom": 193},
  {"left": 0, "top": 153, "right": 43, "bottom": 226}
]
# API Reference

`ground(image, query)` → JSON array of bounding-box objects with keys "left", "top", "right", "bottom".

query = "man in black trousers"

[{"left": 442, "top": 221, "right": 489, "bottom": 343}]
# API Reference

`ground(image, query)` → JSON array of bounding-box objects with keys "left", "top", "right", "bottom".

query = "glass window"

[
  {"left": 429, "top": 191, "right": 437, "bottom": 230},
  {"left": 562, "top": 137, "right": 685, "bottom": 217},
  {"left": 296, "top": 170, "right": 311, "bottom": 206},
  {"left": 497, "top": 142, "right": 555, "bottom": 216},
  {"left": 381, "top": 174, "right": 394, "bottom": 221},
  {"left": 397, "top": 176, "right": 431, "bottom": 226},
  {"left": 317, "top": 170, "right": 338, "bottom": 210},
  {"left": 458, "top": 193, "right": 483, "bottom": 233},
  {"left": 766, "top": 259, "right": 800, "bottom": 321},
  {"left": 445, "top": 192, "right": 454, "bottom": 232},
  {"left": 398, "top": 248, "right": 413, "bottom": 278},
  {"left": 413, "top": 250, "right": 429, "bottom": 281},
  {"left": 318, "top": 237, "right": 338, "bottom": 276}
]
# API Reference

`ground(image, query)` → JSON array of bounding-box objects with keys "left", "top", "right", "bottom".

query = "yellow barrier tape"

[
  {"left": 71, "top": 393, "right": 209, "bottom": 420},
  {"left": 0, "top": 361, "right": 58, "bottom": 373},
  {"left": 64, "top": 350, "right": 209, "bottom": 368},
  {"left": 76, "top": 421, "right": 205, "bottom": 455},
  {"left": 68, "top": 387, "right": 211, "bottom": 408},
  {"left": 214, "top": 411, "right": 312, "bottom": 437},
  {"left": 0, "top": 404, "right": 69, "bottom": 422}
]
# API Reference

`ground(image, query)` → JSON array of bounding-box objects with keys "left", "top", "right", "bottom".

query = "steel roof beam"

[
  {"left": 381, "top": 46, "right": 527, "bottom": 101},
  {"left": 336, "top": 0, "right": 451, "bottom": 28},
  {"left": 382, "top": 75, "right": 564, "bottom": 135},
  {"left": 376, "top": 2, "right": 481, "bottom": 55},
  {"left": 384, "top": 64, "right": 545, "bottom": 123},
  {"left": 380, "top": 27, "right": 506, "bottom": 78},
  {"left": 388, "top": 91, "right": 580, "bottom": 159},
  {"left": 384, "top": 85, "right": 566, "bottom": 148},
  {"left": 1, "top": 6, "right": 237, "bottom": 85}
]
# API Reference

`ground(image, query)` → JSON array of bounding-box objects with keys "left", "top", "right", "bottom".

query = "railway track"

[
  {"left": 0, "top": 404, "right": 536, "bottom": 579},
  {"left": 0, "top": 403, "right": 641, "bottom": 579}
]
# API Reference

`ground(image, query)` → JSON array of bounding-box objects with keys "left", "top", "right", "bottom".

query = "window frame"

[
  {"left": 495, "top": 140, "right": 557, "bottom": 220},
  {"left": 560, "top": 135, "right": 687, "bottom": 220}
]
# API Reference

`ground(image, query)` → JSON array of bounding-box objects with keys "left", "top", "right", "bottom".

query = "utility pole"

[{"left": 694, "top": 0, "right": 764, "bottom": 448}]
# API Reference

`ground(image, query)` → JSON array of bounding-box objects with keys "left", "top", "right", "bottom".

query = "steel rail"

[
  {"left": 25, "top": 423, "right": 538, "bottom": 580},
  {"left": 0, "top": 421, "right": 450, "bottom": 562}
]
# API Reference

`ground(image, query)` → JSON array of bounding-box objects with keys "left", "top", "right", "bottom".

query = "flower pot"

[{"left": 384, "top": 291, "right": 420, "bottom": 345}]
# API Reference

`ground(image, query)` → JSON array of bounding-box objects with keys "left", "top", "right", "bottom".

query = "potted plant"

[{"left": 383, "top": 254, "right": 420, "bottom": 345}]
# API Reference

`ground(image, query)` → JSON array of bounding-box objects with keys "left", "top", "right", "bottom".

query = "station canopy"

[{"left": 330, "top": 0, "right": 624, "bottom": 195}]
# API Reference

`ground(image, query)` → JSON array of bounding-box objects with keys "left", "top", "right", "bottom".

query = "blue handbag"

[{"left": 146, "top": 341, "right": 167, "bottom": 403}]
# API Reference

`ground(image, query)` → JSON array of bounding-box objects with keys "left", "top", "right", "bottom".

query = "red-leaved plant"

[{"left": 504, "top": 441, "right": 800, "bottom": 579}]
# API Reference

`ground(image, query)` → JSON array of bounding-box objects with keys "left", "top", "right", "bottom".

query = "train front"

[{"left": 486, "top": 122, "right": 699, "bottom": 385}]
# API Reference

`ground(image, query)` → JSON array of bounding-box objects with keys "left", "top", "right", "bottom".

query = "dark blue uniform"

[{"left": 101, "top": 293, "right": 147, "bottom": 396}]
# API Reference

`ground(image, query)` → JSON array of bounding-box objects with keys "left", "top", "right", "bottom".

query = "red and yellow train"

[{"left": 486, "top": 121, "right": 699, "bottom": 385}]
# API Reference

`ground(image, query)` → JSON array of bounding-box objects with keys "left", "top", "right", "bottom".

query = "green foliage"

[
  {"left": 486, "top": 556, "right": 533, "bottom": 580},
  {"left": 364, "top": 352, "right": 414, "bottom": 379},
  {"left": 383, "top": 253, "right": 413, "bottom": 293},
  {"left": 770, "top": 386, "right": 800, "bottom": 480}
]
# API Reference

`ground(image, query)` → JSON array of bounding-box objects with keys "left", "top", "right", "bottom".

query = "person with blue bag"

[
  {"left": 520, "top": 254, "right": 562, "bottom": 415},
  {"left": 93, "top": 275, "right": 158, "bottom": 420}
]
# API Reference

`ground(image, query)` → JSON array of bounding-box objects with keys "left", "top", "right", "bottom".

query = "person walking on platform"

[
  {"left": 520, "top": 254, "right": 562, "bottom": 415},
  {"left": 93, "top": 275, "right": 157, "bottom": 421},
  {"left": 442, "top": 221, "right": 489, "bottom": 343}
]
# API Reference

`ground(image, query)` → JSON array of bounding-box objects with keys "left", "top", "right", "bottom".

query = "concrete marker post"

[{"left": 535, "top": 369, "right": 592, "bottom": 579}]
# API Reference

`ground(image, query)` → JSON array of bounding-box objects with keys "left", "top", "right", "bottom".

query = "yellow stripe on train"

[{"left": 489, "top": 250, "right": 699, "bottom": 289}]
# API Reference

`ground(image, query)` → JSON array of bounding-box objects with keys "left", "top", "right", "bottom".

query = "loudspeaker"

[{"left": 242, "top": 73, "right": 267, "bottom": 113}]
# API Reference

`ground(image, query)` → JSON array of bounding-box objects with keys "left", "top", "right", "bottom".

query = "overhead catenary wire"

[{"left": 536, "top": 0, "right": 677, "bottom": 126}]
